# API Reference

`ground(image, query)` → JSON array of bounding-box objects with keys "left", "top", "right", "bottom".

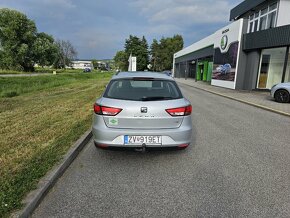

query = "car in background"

[
  {"left": 92, "top": 71, "right": 192, "bottom": 150},
  {"left": 83, "top": 68, "right": 91, "bottom": 72},
  {"left": 271, "top": 82, "right": 290, "bottom": 103}
]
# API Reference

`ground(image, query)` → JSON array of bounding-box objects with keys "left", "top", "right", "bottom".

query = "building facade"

[
  {"left": 71, "top": 60, "right": 94, "bottom": 70},
  {"left": 173, "top": 0, "right": 290, "bottom": 90}
]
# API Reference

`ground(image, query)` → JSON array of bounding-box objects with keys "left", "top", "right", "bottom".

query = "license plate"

[{"left": 124, "top": 135, "right": 162, "bottom": 145}]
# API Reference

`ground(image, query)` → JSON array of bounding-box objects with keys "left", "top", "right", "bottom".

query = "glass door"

[{"left": 257, "top": 54, "right": 270, "bottom": 88}]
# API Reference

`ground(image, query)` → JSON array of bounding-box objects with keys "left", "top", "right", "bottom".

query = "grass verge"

[
  {"left": 0, "top": 72, "right": 113, "bottom": 217},
  {"left": 0, "top": 68, "right": 102, "bottom": 75},
  {"left": 0, "top": 71, "right": 108, "bottom": 98}
]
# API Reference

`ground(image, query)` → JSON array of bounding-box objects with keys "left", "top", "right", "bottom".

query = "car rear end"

[{"left": 92, "top": 73, "right": 192, "bottom": 149}]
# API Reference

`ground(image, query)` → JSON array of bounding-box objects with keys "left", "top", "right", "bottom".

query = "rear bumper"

[{"left": 92, "top": 115, "right": 192, "bottom": 148}]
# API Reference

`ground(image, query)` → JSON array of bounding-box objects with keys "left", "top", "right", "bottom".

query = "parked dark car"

[{"left": 83, "top": 68, "right": 91, "bottom": 72}]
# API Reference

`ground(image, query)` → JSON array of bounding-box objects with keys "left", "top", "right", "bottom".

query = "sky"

[{"left": 0, "top": 0, "right": 242, "bottom": 60}]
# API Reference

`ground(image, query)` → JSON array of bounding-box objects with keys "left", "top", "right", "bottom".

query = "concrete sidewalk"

[{"left": 175, "top": 78, "right": 290, "bottom": 116}]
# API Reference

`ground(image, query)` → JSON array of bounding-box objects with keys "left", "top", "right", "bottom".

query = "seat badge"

[{"left": 141, "top": 107, "right": 148, "bottom": 113}]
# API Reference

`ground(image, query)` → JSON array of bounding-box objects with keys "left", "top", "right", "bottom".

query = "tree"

[
  {"left": 150, "top": 39, "right": 160, "bottom": 71},
  {"left": 54, "top": 39, "right": 77, "bottom": 68},
  {"left": 150, "top": 35, "right": 183, "bottom": 71},
  {"left": 32, "top": 32, "right": 58, "bottom": 67},
  {"left": 0, "top": 8, "right": 37, "bottom": 71},
  {"left": 114, "top": 50, "right": 127, "bottom": 71},
  {"left": 124, "top": 35, "right": 149, "bottom": 71},
  {"left": 114, "top": 34, "right": 182, "bottom": 72},
  {"left": 91, "top": 59, "right": 98, "bottom": 69}
]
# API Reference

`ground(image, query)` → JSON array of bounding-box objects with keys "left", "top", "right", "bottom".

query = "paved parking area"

[
  {"left": 175, "top": 78, "right": 290, "bottom": 115},
  {"left": 33, "top": 85, "right": 290, "bottom": 217}
]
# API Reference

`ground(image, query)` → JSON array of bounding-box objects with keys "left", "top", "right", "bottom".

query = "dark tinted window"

[{"left": 104, "top": 79, "right": 183, "bottom": 101}]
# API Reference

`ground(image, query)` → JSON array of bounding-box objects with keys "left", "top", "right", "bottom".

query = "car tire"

[{"left": 274, "top": 89, "right": 290, "bottom": 103}]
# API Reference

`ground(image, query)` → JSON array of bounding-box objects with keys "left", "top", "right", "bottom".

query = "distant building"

[
  {"left": 71, "top": 61, "right": 94, "bottom": 70},
  {"left": 97, "top": 61, "right": 110, "bottom": 71}
]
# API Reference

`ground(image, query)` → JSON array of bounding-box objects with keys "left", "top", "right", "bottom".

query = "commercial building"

[{"left": 173, "top": 0, "right": 290, "bottom": 90}]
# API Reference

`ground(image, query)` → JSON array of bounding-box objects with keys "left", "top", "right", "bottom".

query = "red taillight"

[
  {"left": 166, "top": 105, "right": 192, "bottom": 116},
  {"left": 94, "top": 104, "right": 102, "bottom": 114},
  {"left": 94, "top": 104, "right": 122, "bottom": 116}
]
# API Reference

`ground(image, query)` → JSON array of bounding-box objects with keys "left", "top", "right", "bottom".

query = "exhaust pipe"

[
  {"left": 135, "top": 143, "right": 146, "bottom": 152},
  {"left": 142, "top": 143, "right": 146, "bottom": 153}
]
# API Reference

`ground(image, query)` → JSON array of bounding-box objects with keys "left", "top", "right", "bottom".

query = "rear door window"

[{"left": 104, "top": 78, "right": 183, "bottom": 101}]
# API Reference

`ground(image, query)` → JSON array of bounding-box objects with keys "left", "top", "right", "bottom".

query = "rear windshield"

[{"left": 103, "top": 78, "right": 183, "bottom": 101}]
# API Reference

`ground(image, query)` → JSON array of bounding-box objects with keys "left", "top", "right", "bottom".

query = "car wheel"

[{"left": 274, "top": 89, "right": 290, "bottom": 103}]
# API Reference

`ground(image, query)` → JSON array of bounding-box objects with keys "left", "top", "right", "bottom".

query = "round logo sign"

[{"left": 221, "top": 35, "right": 228, "bottom": 50}]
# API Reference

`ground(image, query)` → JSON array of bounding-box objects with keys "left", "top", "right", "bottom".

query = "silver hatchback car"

[{"left": 92, "top": 72, "right": 192, "bottom": 150}]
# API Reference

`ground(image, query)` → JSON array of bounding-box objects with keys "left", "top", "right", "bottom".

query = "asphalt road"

[{"left": 33, "top": 83, "right": 290, "bottom": 217}]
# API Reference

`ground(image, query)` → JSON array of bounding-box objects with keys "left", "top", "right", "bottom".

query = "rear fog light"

[
  {"left": 178, "top": 143, "right": 189, "bottom": 148},
  {"left": 94, "top": 142, "right": 109, "bottom": 148}
]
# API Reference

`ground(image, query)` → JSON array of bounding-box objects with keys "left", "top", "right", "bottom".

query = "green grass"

[
  {"left": 0, "top": 68, "right": 101, "bottom": 75},
  {"left": 0, "top": 70, "right": 26, "bottom": 75},
  {"left": 0, "top": 71, "right": 113, "bottom": 97},
  {"left": 0, "top": 72, "right": 113, "bottom": 217}
]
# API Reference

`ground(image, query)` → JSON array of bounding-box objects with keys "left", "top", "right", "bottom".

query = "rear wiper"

[{"left": 141, "top": 96, "right": 173, "bottom": 101}]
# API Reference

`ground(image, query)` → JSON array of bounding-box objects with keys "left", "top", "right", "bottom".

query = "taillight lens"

[
  {"left": 94, "top": 104, "right": 122, "bottom": 116},
  {"left": 166, "top": 105, "right": 192, "bottom": 116}
]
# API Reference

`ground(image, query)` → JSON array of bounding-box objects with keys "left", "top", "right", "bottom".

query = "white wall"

[
  {"left": 71, "top": 61, "right": 93, "bottom": 69},
  {"left": 174, "top": 34, "right": 216, "bottom": 59},
  {"left": 276, "top": 0, "right": 290, "bottom": 27}
]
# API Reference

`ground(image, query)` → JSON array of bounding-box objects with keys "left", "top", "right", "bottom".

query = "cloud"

[
  {"left": 129, "top": 0, "right": 241, "bottom": 47},
  {"left": 1, "top": 0, "right": 241, "bottom": 59},
  {"left": 144, "top": 24, "right": 182, "bottom": 36},
  {"left": 73, "top": 28, "right": 126, "bottom": 59},
  {"left": 0, "top": 0, "right": 76, "bottom": 21},
  {"left": 132, "top": 0, "right": 236, "bottom": 25}
]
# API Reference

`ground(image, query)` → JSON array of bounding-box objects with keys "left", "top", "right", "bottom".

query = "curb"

[
  {"left": 178, "top": 82, "right": 290, "bottom": 118},
  {"left": 18, "top": 129, "right": 92, "bottom": 218}
]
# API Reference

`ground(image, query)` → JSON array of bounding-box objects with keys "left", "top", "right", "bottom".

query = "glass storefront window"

[
  {"left": 269, "top": 2, "right": 277, "bottom": 11},
  {"left": 257, "top": 47, "right": 287, "bottom": 89},
  {"left": 266, "top": 11, "right": 277, "bottom": 29},
  {"left": 249, "top": 22, "right": 253, "bottom": 32},
  {"left": 285, "top": 50, "right": 290, "bottom": 82},
  {"left": 259, "top": 16, "right": 267, "bottom": 30},
  {"left": 261, "top": 7, "right": 268, "bottom": 15},
  {"left": 247, "top": 1, "right": 278, "bottom": 33},
  {"left": 254, "top": 20, "right": 259, "bottom": 32}
]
